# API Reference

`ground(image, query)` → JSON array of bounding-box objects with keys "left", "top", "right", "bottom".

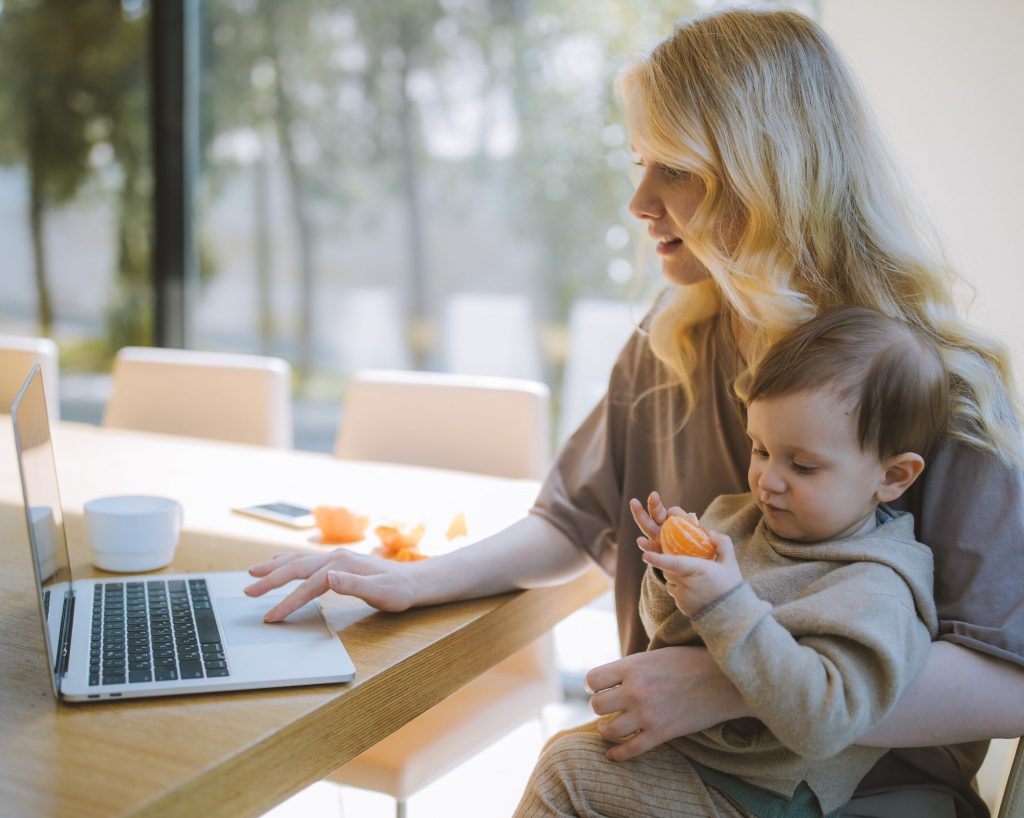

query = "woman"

[{"left": 247, "top": 9, "right": 1024, "bottom": 815}]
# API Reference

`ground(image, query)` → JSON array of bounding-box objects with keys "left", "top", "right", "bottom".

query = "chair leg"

[{"left": 396, "top": 799, "right": 408, "bottom": 818}]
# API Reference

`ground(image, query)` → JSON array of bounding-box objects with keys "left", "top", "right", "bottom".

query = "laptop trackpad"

[{"left": 217, "top": 596, "right": 333, "bottom": 646}]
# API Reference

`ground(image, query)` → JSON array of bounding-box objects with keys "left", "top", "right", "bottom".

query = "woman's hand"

[
  {"left": 585, "top": 646, "right": 751, "bottom": 762},
  {"left": 244, "top": 515, "right": 589, "bottom": 622},
  {"left": 245, "top": 548, "right": 418, "bottom": 621}
]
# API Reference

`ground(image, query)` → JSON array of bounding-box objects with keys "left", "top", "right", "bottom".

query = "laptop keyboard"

[{"left": 89, "top": 579, "right": 229, "bottom": 686}]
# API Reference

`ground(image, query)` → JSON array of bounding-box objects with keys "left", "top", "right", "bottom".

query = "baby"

[{"left": 515, "top": 306, "right": 948, "bottom": 818}]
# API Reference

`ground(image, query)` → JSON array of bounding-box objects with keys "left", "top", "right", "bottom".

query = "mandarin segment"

[
  {"left": 375, "top": 522, "right": 426, "bottom": 553},
  {"left": 446, "top": 512, "right": 468, "bottom": 540},
  {"left": 391, "top": 547, "right": 429, "bottom": 562},
  {"left": 661, "top": 514, "right": 717, "bottom": 559},
  {"left": 312, "top": 505, "right": 369, "bottom": 544}
]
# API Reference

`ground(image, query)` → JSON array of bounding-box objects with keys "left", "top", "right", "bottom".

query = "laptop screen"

[{"left": 11, "top": 364, "right": 74, "bottom": 694}]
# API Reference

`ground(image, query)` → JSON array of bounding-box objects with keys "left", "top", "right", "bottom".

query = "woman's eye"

[
  {"left": 752, "top": 447, "right": 768, "bottom": 459},
  {"left": 659, "top": 164, "right": 690, "bottom": 180}
]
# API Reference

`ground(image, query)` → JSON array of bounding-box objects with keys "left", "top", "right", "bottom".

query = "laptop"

[{"left": 10, "top": 364, "right": 355, "bottom": 702}]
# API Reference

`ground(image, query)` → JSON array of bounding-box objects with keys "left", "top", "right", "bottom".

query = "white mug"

[{"left": 84, "top": 495, "right": 183, "bottom": 573}]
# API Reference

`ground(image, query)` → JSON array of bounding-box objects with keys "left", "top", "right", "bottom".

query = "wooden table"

[{"left": 0, "top": 421, "right": 608, "bottom": 818}]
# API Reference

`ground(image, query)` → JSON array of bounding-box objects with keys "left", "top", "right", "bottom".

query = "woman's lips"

[{"left": 656, "top": 238, "right": 683, "bottom": 255}]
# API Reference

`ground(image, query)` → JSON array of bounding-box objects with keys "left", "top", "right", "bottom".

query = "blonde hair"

[{"left": 619, "top": 8, "right": 1022, "bottom": 464}]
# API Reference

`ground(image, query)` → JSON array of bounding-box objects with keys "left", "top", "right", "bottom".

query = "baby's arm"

[{"left": 690, "top": 565, "right": 932, "bottom": 759}]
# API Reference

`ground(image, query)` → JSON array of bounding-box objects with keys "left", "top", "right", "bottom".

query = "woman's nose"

[{"left": 628, "top": 172, "right": 663, "bottom": 221}]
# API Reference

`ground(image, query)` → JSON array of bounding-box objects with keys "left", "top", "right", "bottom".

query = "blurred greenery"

[
  {"left": 0, "top": 0, "right": 695, "bottom": 380},
  {"left": 0, "top": 0, "right": 150, "bottom": 359}
]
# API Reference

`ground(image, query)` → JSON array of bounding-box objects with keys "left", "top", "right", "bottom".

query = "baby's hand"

[
  {"left": 629, "top": 491, "right": 671, "bottom": 552},
  {"left": 641, "top": 527, "right": 742, "bottom": 616}
]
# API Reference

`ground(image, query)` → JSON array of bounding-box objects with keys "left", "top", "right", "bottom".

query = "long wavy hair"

[{"left": 618, "top": 8, "right": 1022, "bottom": 463}]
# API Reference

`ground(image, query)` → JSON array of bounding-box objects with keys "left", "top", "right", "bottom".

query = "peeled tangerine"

[
  {"left": 375, "top": 523, "right": 425, "bottom": 553},
  {"left": 375, "top": 522, "right": 429, "bottom": 561},
  {"left": 313, "top": 505, "right": 369, "bottom": 544},
  {"left": 661, "top": 513, "right": 717, "bottom": 559}
]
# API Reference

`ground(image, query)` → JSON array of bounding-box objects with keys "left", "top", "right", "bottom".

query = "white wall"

[{"left": 820, "top": 0, "right": 1024, "bottom": 390}]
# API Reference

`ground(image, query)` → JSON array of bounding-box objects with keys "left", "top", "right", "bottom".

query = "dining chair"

[
  {"left": 334, "top": 368, "right": 550, "bottom": 480},
  {"left": 441, "top": 292, "right": 543, "bottom": 381},
  {"left": 0, "top": 334, "right": 60, "bottom": 420},
  {"left": 978, "top": 736, "right": 1023, "bottom": 818},
  {"left": 331, "top": 286, "right": 411, "bottom": 372},
  {"left": 998, "top": 738, "right": 1023, "bottom": 818},
  {"left": 329, "top": 368, "right": 560, "bottom": 817},
  {"left": 556, "top": 298, "right": 637, "bottom": 443},
  {"left": 103, "top": 346, "right": 293, "bottom": 448}
]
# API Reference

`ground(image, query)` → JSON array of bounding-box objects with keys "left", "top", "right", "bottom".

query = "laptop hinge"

[{"left": 55, "top": 589, "right": 75, "bottom": 679}]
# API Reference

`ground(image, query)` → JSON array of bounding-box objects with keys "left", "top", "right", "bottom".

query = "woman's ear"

[{"left": 876, "top": 452, "right": 925, "bottom": 503}]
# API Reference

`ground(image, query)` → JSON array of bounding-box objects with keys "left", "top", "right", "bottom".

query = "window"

[
  {"left": 195, "top": 1, "right": 691, "bottom": 447},
  {"left": 0, "top": 0, "right": 151, "bottom": 422}
]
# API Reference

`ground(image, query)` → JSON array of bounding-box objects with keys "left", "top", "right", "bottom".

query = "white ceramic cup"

[{"left": 83, "top": 495, "right": 183, "bottom": 573}]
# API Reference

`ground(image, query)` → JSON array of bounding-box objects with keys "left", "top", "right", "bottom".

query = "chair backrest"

[
  {"left": 103, "top": 346, "right": 293, "bottom": 448},
  {"left": 441, "top": 293, "right": 543, "bottom": 382},
  {"left": 334, "top": 369, "right": 550, "bottom": 480},
  {"left": 0, "top": 335, "right": 60, "bottom": 421},
  {"left": 557, "top": 298, "right": 637, "bottom": 443},
  {"left": 998, "top": 738, "right": 1023, "bottom": 818},
  {"left": 330, "top": 286, "right": 411, "bottom": 372}
]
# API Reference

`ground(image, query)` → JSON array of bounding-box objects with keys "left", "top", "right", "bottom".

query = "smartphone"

[{"left": 232, "top": 501, "right": 317, "bottom": 529}]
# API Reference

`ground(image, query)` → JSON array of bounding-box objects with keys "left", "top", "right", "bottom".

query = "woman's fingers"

[
  {"left": 260, "top": 566, "right": 332, "bottom": 622},
  {"left": 588, "top": 682, "right": 629, "bottom": 716},
  {"left": 596, "top": 710, "right": 641, "bottom": 743},
  {"left": 246, "top": 552, "right": 300, "bottom": 577},
  {"left": 584, "top": 657, "right": 625, "bottom": 696},
  {"left": 604, "top": 728, "right": 664, "bottom": 762},
  {"left": 244, "top": 554, "right": 326, "bottom": 597}
]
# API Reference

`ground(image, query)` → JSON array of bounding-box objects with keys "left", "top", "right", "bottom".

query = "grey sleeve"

[{"left": 900, "top": 437, "right": 1024, "bottom": 666}]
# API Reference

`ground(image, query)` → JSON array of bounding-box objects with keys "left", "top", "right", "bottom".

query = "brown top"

[{"left": 531, "top": 303, "right": 1024, "bottom": 811}]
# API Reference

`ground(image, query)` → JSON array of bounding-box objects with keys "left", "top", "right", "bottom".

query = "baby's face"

[{"left": 746, "top": 390, "right": 886, "bottom": 542}]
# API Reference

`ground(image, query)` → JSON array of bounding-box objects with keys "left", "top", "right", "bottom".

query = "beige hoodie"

[{"left": 641, "top": 493, "right": 937, "bottom": 813}]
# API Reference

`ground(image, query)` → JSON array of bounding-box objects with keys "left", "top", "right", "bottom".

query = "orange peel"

[
  {"left": 446, "top": 512, "right": 468, "bottom": 540},
  {"left": 375, "top": 522, "right": 426, "bottom": 554},
  {"left": 312, "top": 505, "right": 369, "bottom": 544},
  {"left": 390, "top": 547, "right": 429, "bottom": 562}
]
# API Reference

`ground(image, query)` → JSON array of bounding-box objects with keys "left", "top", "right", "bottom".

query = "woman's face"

[{"left": 628, "top": 153, "right": 709, "bottom": 286}]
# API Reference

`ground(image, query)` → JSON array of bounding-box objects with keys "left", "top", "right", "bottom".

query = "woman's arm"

[
  {"left": 859, "top": 641, "right": 1024, "bottom": 746},
  {"left": 245, "top": 513, "right": 591, "bottom": 621},
  {"left": 586, "top": 641, "right": 1024, "bottom": 762}
]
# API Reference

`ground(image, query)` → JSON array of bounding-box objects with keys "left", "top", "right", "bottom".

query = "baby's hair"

[{"left": 747, "top": 307, "right": 949, "bottom": 460}]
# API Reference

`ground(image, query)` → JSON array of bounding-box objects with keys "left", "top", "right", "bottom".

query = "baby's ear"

[{"left": 876, "top": 452, "right": 925, "bottom": 503}]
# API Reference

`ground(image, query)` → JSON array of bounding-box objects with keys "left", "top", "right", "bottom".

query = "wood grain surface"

[{"left": 0, "top": 422, "right": 608, "bottom": 817}]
